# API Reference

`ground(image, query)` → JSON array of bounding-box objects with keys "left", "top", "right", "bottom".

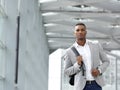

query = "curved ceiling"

[{"left": 39, "top": 0, "right": 120, "bottom": 53}]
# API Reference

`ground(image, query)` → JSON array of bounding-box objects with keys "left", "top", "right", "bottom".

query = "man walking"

[{"left": 64, "top": 23, "right": 110, "bottom": 90}]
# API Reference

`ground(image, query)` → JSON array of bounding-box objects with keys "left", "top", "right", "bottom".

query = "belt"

[{"left": 86, "top": 80, "right": 96, "bottom": 84}]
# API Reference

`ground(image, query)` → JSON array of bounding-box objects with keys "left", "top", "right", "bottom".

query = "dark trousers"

[{"left": 83, "top": 80, "right": 102, "bottom": 90}]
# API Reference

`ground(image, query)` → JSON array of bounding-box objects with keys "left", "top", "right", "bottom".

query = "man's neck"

[{"left": 76, "top": 39, "right": 86, "bottom": 46}]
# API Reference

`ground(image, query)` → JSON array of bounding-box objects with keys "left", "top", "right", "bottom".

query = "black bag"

[
  {"left": 69, "top": 74, "right": 76, "bottom": 85},
  {"left": 69, "top": 46, "right": 80, "bottom": 86}
]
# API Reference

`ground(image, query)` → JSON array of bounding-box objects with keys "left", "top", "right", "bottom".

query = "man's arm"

[
  {"left": 97, "top": 43, "right": 110, "bottom": 74},
  {"left": 64, "top": 50, "right": 82, "bottom": 76}
]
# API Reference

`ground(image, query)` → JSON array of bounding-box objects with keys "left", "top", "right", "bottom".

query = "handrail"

[{"left": 105, "top": 50, "right": 120, "bottom": 60}]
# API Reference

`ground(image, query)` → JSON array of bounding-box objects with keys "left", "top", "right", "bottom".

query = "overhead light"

[
  {"left": 114, "top": 25, "right": 120, "bottom": 28},
  {"left": 75, "top": 18, "right": 94, "bottom": 22},
  {"left": 115, "top": 15, "right": 120, "bottom": 18},
  {"left": 111, "top": 0, "right": 120, "bottom": 2},
  {"left": 39, "top": 0, "right": 56, "bottom": 3},
  {"left": 44, "top": 23, "right": 57, "bottom": 26},
  {"left": 42, "top": 12, "right": 57, "bottom": 16},
  {"left": 48, "top": 40, "right": 55, "bottom": 43},
  {"left": 109, "top": 24, "right": 120, "bottom": 28},
  {"left": 73, "top": 4, "right": 89, "bottom": 8},
  {"left": 46, "top": 32, "right": 56, "bottom": 35}
]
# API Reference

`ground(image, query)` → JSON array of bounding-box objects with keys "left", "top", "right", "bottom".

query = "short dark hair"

[{"left": 75, "top": 23, "right": 86, "bottom": 28}]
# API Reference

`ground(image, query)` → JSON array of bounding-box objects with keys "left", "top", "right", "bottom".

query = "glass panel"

[{"left": 103, "top": 55, "right": 116, "bottom": 90}]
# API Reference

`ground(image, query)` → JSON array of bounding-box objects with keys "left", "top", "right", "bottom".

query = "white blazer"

[{"left": 64, "top": 41, "right": 110, "bottom": 90}]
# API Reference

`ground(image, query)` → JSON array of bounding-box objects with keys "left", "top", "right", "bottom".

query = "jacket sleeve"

[
  {"left": 97, "top": 43, "right": 110, "bottom": 74},
  {"left": 64, "top": 49, "right": 81, "bottom": 76}
]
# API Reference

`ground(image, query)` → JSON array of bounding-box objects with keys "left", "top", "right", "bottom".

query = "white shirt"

[{"left": 74, "top": 40, "right": 94, "bottom": 80}]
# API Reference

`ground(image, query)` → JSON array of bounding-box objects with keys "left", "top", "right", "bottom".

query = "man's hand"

[
  {"left": 91, "top": 69, "right": 100, "bottom": 77},
  {"left": 77, "top": 56, "right": 83, "bottom": 65}
]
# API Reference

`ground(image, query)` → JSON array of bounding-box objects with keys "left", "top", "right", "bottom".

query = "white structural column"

[
  {"left": 0, "top": 0, "right": 18, "bottom": 90},
  {"left": 18, "top": 0, "right": 49, "bottom": 90},
  {"left": 0, "top": 0, "right": 49, "bottom": 90}
]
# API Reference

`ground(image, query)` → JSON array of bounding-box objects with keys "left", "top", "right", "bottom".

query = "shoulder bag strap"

[
  {"left": 71, "top": 46, "right": 80, "bottom": 56},
  {"left": 71, "top": 46, "right": 85, "bottom": 76}
]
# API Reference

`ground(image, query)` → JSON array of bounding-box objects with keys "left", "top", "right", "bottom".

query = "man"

[{"left": 64, "top": 23, "right": 110, "bottom": 90}]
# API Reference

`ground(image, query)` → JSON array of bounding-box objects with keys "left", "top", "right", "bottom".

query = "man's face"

[{"left": 74, "top": 25, "right": 87, "bottom": 40}]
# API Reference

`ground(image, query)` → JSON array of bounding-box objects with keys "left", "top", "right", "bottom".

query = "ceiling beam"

[
  {"left": 68, "top": 0, "right": 109, "bottom": 4},
  {"left": 43, "top": 14, "right": 74, "bottom": 22},
  {"left": 91, "top": 1, "right": 120, "bottom": 12},
  {"left": 40, "top": 0, "right": 79, "bottom": 10},
  {"left": 40, "top": 0, "right": 108, "bottom": 10}
]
